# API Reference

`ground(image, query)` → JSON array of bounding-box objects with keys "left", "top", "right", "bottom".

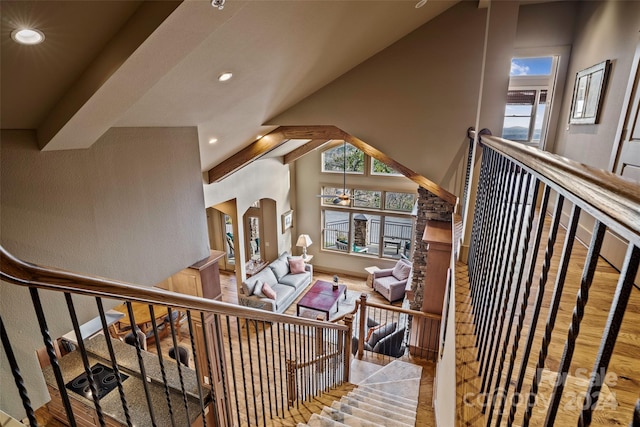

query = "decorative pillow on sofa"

[
  {"left": 269, "top": 252, "right": 290, "bottom": 280},
  {"left": 260, "top": 282, "right": 277, "bottom": 300},
  {"left": 366, "top": 322, "right": 397, "bottom": 348},
  {"left": 392, "top": 260, "right": 412, "bottom": 281},
  {"left": 288, "top": 257, "right": 305, "bottom": 274},
  {"left": 242, "top": 267, "right": 278, "bottom": 296}
]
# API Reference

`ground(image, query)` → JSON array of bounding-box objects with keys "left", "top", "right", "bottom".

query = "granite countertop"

[{"left": 42, "top": 334, "right": 207, "bottom": 426}]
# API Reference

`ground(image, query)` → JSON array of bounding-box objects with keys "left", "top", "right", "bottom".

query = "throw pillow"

[
  {"left": 288, "top": 257, "right": 305, "bottom": 274},
  {"left": 366, "top": 322, "right": 397, "bottom": 348},
  {"left": 392, "top": 260, "right": 411, "bottom": 281},
  {"left": 261, "top": 282, "right": 277, "bottom": 300},
  {"left": 269, "top": 252, "right": 290, "bottom": 280},
  {"left": 253, "top": 281, "right": 266, "bottom": 297}
]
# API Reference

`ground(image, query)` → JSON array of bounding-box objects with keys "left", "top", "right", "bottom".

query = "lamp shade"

[{"left": 296, "top": 234, "right": 312, "bottom": 248}]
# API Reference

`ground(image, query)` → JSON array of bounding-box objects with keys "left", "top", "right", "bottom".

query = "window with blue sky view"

[{"left": 510, "top": 56, "right": 553, "bottom": 76}]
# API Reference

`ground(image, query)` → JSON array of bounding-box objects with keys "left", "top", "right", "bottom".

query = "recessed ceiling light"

[
  {"left": 11, "top": 28, "right": 45, "bottom": 45},
  {"left": 209, "top": 138, "right": 218, "bottom": 144},
  {"left": 218, "top": 72, "right": 233, "bottom": 82}
]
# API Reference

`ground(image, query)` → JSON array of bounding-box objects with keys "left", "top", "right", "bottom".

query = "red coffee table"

[{"left": 296, "top": 280, "right": 347, "bottom": 320}]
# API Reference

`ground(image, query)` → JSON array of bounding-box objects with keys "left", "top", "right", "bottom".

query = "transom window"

[{"left": 322, "top": 142, "right": 364, "bottom": 174}]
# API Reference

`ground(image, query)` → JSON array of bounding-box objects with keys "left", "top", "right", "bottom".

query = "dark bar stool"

[{"left": 169, "top": 345, "right": 189, "bottom": 367}]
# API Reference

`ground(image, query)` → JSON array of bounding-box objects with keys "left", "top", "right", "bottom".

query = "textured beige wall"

[
  {"left": 271, "top": 1, "right": 487, "bottom": 192},
  {"left": 0, "top": 127, "right": 209, "bottom": 418},
  {"left": 553, "top": 0, "right": 640, "bottom": 169}
]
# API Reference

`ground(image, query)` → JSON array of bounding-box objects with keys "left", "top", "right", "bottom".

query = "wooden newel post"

[
  {"left": 316, "top": 315, "right": 324, "bottom": 372},
  {"left": 343, "top": 314, "right": 353, "bottom": 382},
  {"left": 286, "top": 359, "right": 297, "bottom": 406},
  {"left": 358, "top": 293, "right": 367, "bottom": 360}
]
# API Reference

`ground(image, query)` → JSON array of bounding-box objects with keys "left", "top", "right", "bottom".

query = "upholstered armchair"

[{"left": 372, "top": 259, "right": 412, "bottom": 302}]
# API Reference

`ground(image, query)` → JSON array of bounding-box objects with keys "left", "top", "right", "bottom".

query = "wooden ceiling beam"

[
  {"left": 206, "top": 124, "right": 458, "bottom": 209},
  {"left": 206, "top": 128, "right": 286, "bottom": 183},
  {"left": 283, "top": 139, "right": 332, "bottom": 164},
  {"left": 206, "top": 125, "right": 347, "bottom": 183}
]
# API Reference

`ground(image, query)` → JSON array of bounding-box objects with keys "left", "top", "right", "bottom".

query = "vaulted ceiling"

[{"left": 1, "top": 0, "right": 460, "bottom": 172}]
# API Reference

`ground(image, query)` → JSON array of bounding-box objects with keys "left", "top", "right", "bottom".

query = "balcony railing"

[
  {"left": 0, "top": 248, "right": 351, "bottom": 427},
  {"left": 457, "top": 129, "right": 640, "bottom": 426}
]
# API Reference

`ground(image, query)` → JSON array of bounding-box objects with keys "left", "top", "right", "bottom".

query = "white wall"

[{"left": 0, "top": 127, "right": 209, "bottom": 418}]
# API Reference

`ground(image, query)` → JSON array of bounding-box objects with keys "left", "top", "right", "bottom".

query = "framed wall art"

[
  {"left": 569, "top": 60, "right": 610, "bottom": 124},
  {"left": 281, "top": 210, "right": 293, "bottom": 232}
]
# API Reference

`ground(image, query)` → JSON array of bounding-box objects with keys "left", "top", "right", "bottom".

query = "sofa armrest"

[
  {"left": 238, "top": 293, "right": 276, "bottom": 311},
  {"left": 372, "top": 268, "right": 393, "bottom": 279},
  {"left": 304, "top": 263, "right": 313, "bottom": 275}
]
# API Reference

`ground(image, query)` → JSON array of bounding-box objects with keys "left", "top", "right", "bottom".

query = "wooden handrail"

[
  {"left": 470, "top": 131, "right": 640, "bottom": 245},
  {"left": 361, "top": 299, "right": 443, "bottom": 321},
  {"left": 0, "top": 246, "right": 347, "bottom": 331}
]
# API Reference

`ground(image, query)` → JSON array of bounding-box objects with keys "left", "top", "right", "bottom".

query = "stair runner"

[{"left": 297, "top": 359, "right": 422, "bottom": 427}]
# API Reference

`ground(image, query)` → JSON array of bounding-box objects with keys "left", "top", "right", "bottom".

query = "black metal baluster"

[
  {"left": 475, "top": 154, "right": 508, "bottom": 342},
  {"left": 213, "top": 313, "right": 230, "bottom": 427},
  {"left": 27, "top": 289, "right": 76, "bottom": 427},
  {"left": 277, "top": 322, "right": 285, "bottom": 416},
  {"left": 184, "top": 311, "right": 208, "bottom": 427},
  {"left": 244, "top": 318, "right": 258, "bottom": 424},
  {"left": 230, "top": 317, "right": 244, "bottom": 427},
  {"left": 146, "top": 306, "right": 176, "bottom": 427},
  {"left": 198, "top": 312, "right": 218, "bottom": 425},
  {"left": 519, "top": 204, "right": 584, "bottom": 427},
  {"left": 476, "top": 156, "right": 514, "bottom": 358},
  {"left": 253, "top": 321, "right": 266, "bottom": 426},
  {"left": 269, "top": 322, "right": 279, "bottom": 418},
  {"left": 576, "top": 245, "right": 639, "bottom": 427},
  {"left": 96, "top": 298, "right": 134, "bottom": 427},
  {"left": 294, "top": 324, "right": 300, "bottom": 408},
  {"left": 469, "top": 146, "right": 493, "bottom": 291},
  {"left": 66, "top": 293, "right": 106, "bottom": 427},
  {"left": 484, "top": 174, "right": 537, "bottom": 425},
  {"left": 479, "top": 162, "right": 521, "bottom": 380},
  {"left": 495, "top": 182, "right": 548, "bottom": 426},
  {"left": 481, "top": 169, "right": 529, "bottom": 407},
  {"left": 507, "top": 192, "right": 565, "bottom": 427},
  {"left": 523, "top": 219, "right": 604, "bottom": 426},
  {"left": 0, "top": 315, "right": 39, "bottom": 427},
  {"left": 165, "top": 307, "right": 190, "bottom": 426}
]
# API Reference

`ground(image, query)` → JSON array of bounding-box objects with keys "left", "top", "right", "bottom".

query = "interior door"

[
  {"left": 611, "top": 40, "right": 640, "bottom": 182},
  {"left": 605, "top": 39, "right": 640, "bottom": 281}
]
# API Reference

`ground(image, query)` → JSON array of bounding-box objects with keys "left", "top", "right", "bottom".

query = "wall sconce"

[{"left": 296, "top": 234, "right": 313, "bottom": 259}]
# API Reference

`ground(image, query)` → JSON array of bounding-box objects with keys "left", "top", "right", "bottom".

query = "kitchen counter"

[{"left": 42, "top": 334, "right": 208, "bottom": 427}]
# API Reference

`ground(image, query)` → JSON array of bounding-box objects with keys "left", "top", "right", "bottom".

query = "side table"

[{"left": 364, "top": 266, "right": 380, "bottom": 288}]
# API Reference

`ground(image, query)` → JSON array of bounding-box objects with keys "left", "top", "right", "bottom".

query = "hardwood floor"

[{"left": 456, "top": 213, "right": 640, "bottom": 426}]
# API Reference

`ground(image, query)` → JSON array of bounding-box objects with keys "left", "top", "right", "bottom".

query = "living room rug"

[{"left": 297, "top": 289, "right": 368, "bottom": 322}]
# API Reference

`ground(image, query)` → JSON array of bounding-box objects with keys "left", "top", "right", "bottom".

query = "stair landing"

[{"left": 297, "top": 359, "right": 423, "bottom": 427}]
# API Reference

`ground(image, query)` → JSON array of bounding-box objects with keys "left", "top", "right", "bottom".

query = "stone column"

[
  {"left": 353, "top": 214, "right": 369, "bottom": 248},
  {"left": 410, "top": 187, "right": 454, "bottom": 311}
]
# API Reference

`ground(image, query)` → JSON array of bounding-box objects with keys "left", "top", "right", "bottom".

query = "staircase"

[{"left": 296, "top": 359, "right": 422, "bottom": 427}]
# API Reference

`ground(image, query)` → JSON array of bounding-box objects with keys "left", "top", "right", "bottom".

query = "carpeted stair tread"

[
  {"left": 307, "top": 413, "right": 350, "bottom": 427},
  {"left": 348, "top": 388, "right": 416, "bottom": 412},
  {"left": 355, "top": 377, "right": 421, "bottom": 402},
  {"left": 357, "top": 384, "right": 418, "bottom": 405},
  {"left": 320, "top": 406, "right": 384, "bottom": 427},
  {"left": 330, "top": 402, "right": 412, "bottom": 427},
  {"left": 359, "top": 360, "right": 422, "bottom": 385},
  {"left": 344, "top": 392, "right": 415, "bottom": 419},
  {"left": 339, "top": 396, "right": 415, "bottom": 425}
]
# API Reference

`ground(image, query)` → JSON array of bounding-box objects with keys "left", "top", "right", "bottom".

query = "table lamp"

[{"left": 296, "top": 234, "right": 312, "bottom": 259}]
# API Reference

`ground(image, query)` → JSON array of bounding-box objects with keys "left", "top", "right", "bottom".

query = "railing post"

[
  {"left": 316, "top": 315, "right": 324, "bottom": 373},
  {"left": 286, "top": 359, "right": 297, "bottom": 406},
  {"left": 358, "top": 293, "right": 367, "bottom": 360},
  {"left": 343, "top": 314, "right": 353, "bottom": 382}
]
